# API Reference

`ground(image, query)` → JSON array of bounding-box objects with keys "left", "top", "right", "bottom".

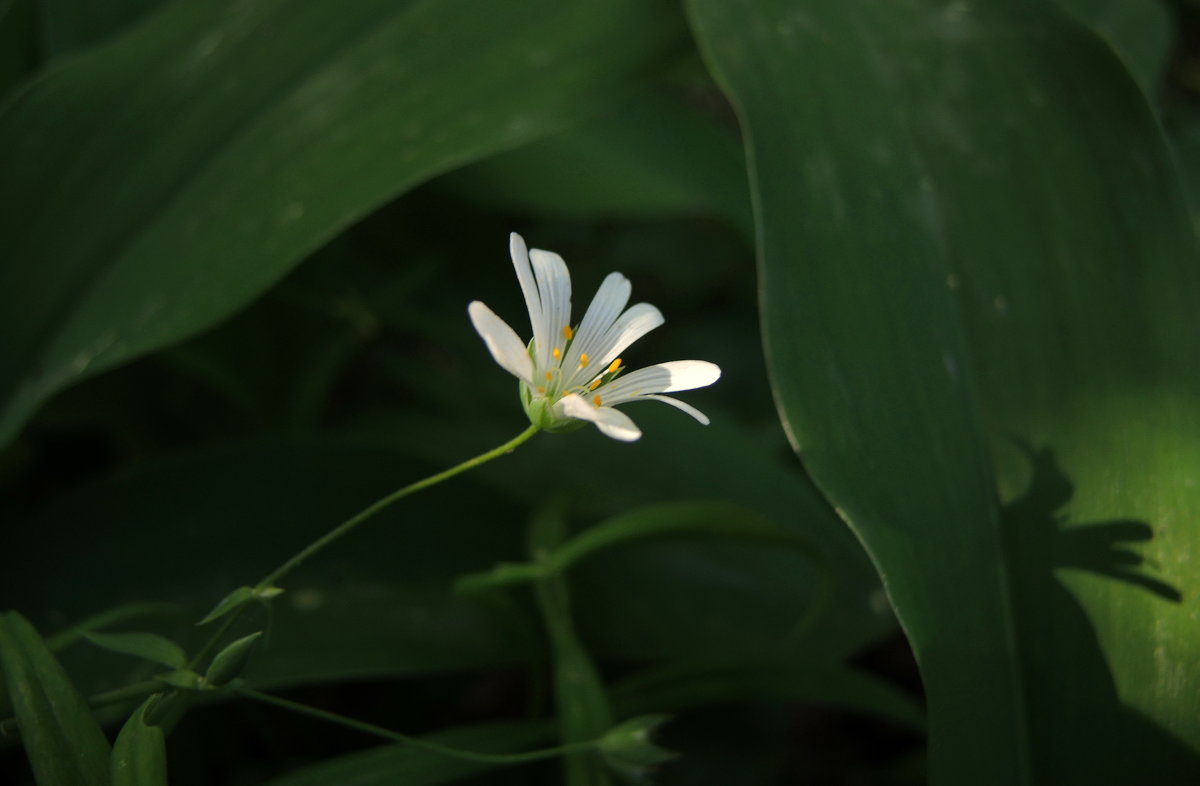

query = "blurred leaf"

[
  {"left": 0, "top": 0, "right": 37, "bottom": 96},
  {"left": 110, "top": 698, "right": 167, "bottom": 786},
  {"left": 0, "top": 612, "right": 111, "bottom": 786},
  {"left": 358, "top": 408, "right": 893, "bottom": 662},
  {"left": 255, "top": 720, "right": 553, "bottom": 786},
  {"left": 689, "top": 0, "right": 1200, "bottom": 782},
  {"left": 612, "top": 661, "right": 924, "bottom": 733},
  {"left": 0, "top": 0, "right": 685, "bottom": 449},
  {"left": 40, "top": 0, "right": 163, "bottom": 56},
  {"left": 83, "top": 631, "right": 187, "bottom": 670},
  {"left": 47, "top": 603, "right": 181, "bottom": 652},
  {"left": 1056, "top": 0, "right": 1173, "bottom": 94},
  {"left": 529, "top": 503, "right": 614, "bottom": 786},
  {"left": 435, "top": 91, "right": 752, "bottom": 236}
]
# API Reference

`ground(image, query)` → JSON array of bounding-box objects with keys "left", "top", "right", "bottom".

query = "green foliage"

[
  {"left": 687, "top": 0, "right": 1200, "bottom": 782},
  {"left": 2, "top": 0, "right": 1198, "bottom": 783}
]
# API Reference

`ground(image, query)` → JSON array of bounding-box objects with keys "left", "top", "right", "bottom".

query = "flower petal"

[
  {"left": 599, "top": 360, "right": 721, "bottom": 403},
  {"left": 528, "top": 248, "right": 572, "bottom": 371},
  {"left": 468, "top": 301, "right": 534, "bottom": 385},
  {"left": 640, "top": 394, "right": 711, "bottom": 425},
  {"left": 588, "top": 302, "right": 665, "bottom": 373},
  {"left": 510, "top": 233, "right": 543, "bottom": 350},
  {"left": 557, "top": 393, "right": 642, "bottom": 441},
  {"left": 563, "top": 272, "right": 631, "bottom": 387}
]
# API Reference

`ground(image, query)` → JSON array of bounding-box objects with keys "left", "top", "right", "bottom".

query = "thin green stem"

[
  {"left": 255, "top": 424, "right": 540, "bottom": 591},
  {"left": 236, "top": 687, "right": 592, "bottom": 765}
]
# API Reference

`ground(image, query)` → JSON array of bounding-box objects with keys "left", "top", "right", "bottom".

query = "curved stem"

[
  {"left": 236, "top": 687, "right": 592, "bottom": 765},
  {"left": 256, "top": 423, "right": 540, "bottom": 591}
]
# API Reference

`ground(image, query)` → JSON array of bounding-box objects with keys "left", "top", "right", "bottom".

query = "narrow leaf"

[
  {"left": 0, "top": 611, "right": 111, "bottom": 786},
  {"left": 111, "top": 698, "right": 168, "bottom": 786},
  {"left": 83, "top": 631, "right": 186, "bottom": 669}
]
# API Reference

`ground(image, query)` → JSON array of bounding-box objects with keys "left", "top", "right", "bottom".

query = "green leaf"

[
  {"left": 47, "top": 602, "right": 181, "bottom": 652},
  {"left": 688, "top": 0, "right": 1200, "bottom": 782},
  {"left": 110, "top": 698, "right": 167, "bottom": 786},
  {"left": 0, "top": 611, "right": 111, "bottom": 786},
  {"left": 255, "top": 721, "right": 553, "bottom": 786},
  {"left": 1055, "top": 0, "right": 1173, "bottom": 94},
  {"left": 435, "top": 90, "right": 752, "bottom": 236},
  {"left": 83, "top": 631, "right": 186, "bottom": 670},
  {"left": 0, "top": 0, "right": 684, "bottom": 449}
]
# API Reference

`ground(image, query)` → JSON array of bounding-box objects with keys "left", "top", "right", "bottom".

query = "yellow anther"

[
  {"left": 592, "top": 395, "right": 602, "bottom": 407},
  {"left": 537, "top": 386, "right": 546, "bottom": 394},
  {"left": 562, "top": 325, "right": 574, "bottom": 341},
  {"left": 579, "top": 353, "right": 590, "bottom": 368},
  {"left": 545, "top": 371, "right": 553, "bottom": 382},
  {"left": 589, "top": 378, "right": 602, "bottom": 391},
  {"left": 552, "top": 347, "right": 561, "bottom": 360},
  {"left": 607, "top": 358, "right": 622, "bottom": 374}
]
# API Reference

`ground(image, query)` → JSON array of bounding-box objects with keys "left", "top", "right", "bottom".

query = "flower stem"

[
  {"left": 236, "top": 687, "right": 592, "bottom": 764},
  {"left": 255, "top": 423, "right": 540, "bottom": 591}
]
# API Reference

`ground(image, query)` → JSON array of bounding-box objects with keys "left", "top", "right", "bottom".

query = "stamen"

[
  {"left": 592, "top": 394, "right": 602, "bottom": 407},
  {"left": 607, "top": 358, "right": 622, "bottom": 374},
  {"left": 589, "top": 378, "right": 602, "bottom": 391},
  {"left": 537, "top": 386, "right": 546, "bottom": 394},
  {"left": 552, "top": 347, "right": 561, "bottom": 361},
  {"left": 562, "top": 325, "right": 574, "bottom": 341},
  {"left": 545, "top": 371, "right": 553, "bottom": 382},
  {"left": 579, "top": 353, "right": 590, "bottom": 368}
]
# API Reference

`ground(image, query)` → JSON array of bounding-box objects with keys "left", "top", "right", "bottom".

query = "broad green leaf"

[
  {"left": 83, "top": 631, "right": 187, "bottom": 670},
  {"left": 110, "top": 698, "right": 167, "bottom": 786},
  {"left": 255, "top": 721, "right": 553, "bottom": 786},
  {"left": 0, "top": 0, "right": 37, "bottom": 96},
  {"left": 0, "top": 612, "right": 111, "bottom": 786},
  {"left": 1055, "top": 0, "right": 1173, "bottom": 93},
  {"left": 435, "top": 91, "right": 753, "bottom": 236},
  {"left": 40, "top": 0, "right": 163, "bottom": 56},
  {"left": 688, "top": 0, "right": 1199, "bottom": 782},
  {"left": 47, "top": 603, "right": 181, "bottom": 652},
  {"left": 0, "top": 0, "right": 684, "bottom": 449}
]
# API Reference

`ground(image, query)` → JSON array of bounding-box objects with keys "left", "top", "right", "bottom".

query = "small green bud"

[
  {"left": 204, "top": 631, "right": 263, "bottom": 687},
  {"left": 597, "top": 714, "right": 676, "bottom": 782}
]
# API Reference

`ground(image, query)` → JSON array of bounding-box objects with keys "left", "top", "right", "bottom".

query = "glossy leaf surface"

[
  {"left": 688, "top": 0, "right": 1200, "bottom": 782},
  {"left": 0, "top": 0, "right": 683, "bottom": 448}
]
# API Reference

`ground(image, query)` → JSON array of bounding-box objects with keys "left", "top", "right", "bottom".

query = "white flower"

[{"left": 468, "top": 233, "right": 721, "bottom": 442}]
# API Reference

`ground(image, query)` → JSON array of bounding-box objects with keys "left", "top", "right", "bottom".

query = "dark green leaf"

[
  {"left": 0, "top": 0, "right": 685, "bottom": 448},
  {"left": 83, "top": 631, "right": 186, "bottom": 669},
  {"left": 0, "top": 612, "right": 111, "bottom": 786},
  {"left": 688, "top": 0, "right": 1200, "bottom": 781},
  {"left": 255, "top": 721, "right": 553, "bottom": 786},
  {"left": 435, "top": 91, "right": 752, "bottom": 236},
  {"left": 110, "top": 698, "right": 167, "bottom": 786}
]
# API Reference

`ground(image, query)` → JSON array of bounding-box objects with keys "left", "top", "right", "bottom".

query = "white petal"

[
  {"left": 468, "top": 301, "right": 534, "bottom": 385},
  {"left": 510, "top": 233, "right": 544, "bottom": 356},
  {"left": 588, "top": 302, "right": 665, "bottom": 372},
  {"left": 640, "top": 394, "right": 711, "bottom": 425},
  {"left": 557, "top": 393, "right": 642, "bottom": 441},
  {"left": 528, "top": 248, "right": 572, "bottom": 370},
  {"left": 562, "top": 272, "right": 631, "bottom": 387},
  {"left": 600, "top": 360, "right": 721, "bottom": 403}
]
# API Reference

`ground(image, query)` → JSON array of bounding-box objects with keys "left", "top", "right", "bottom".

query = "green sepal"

[
  {"left": 83, "top": 631, "right": 187, "bottom": 669},
  {"left": 204, "top": 631, "right": 263, "bottom": 687},
  {"left": 197, "top": 585, "right": 282, "bottom": 625},
  {"left": 598, "top": 714, "right": 677, "bottom": 783},
  {"left": 111, "top": 698, "right": 168, "bottom": 786}
]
